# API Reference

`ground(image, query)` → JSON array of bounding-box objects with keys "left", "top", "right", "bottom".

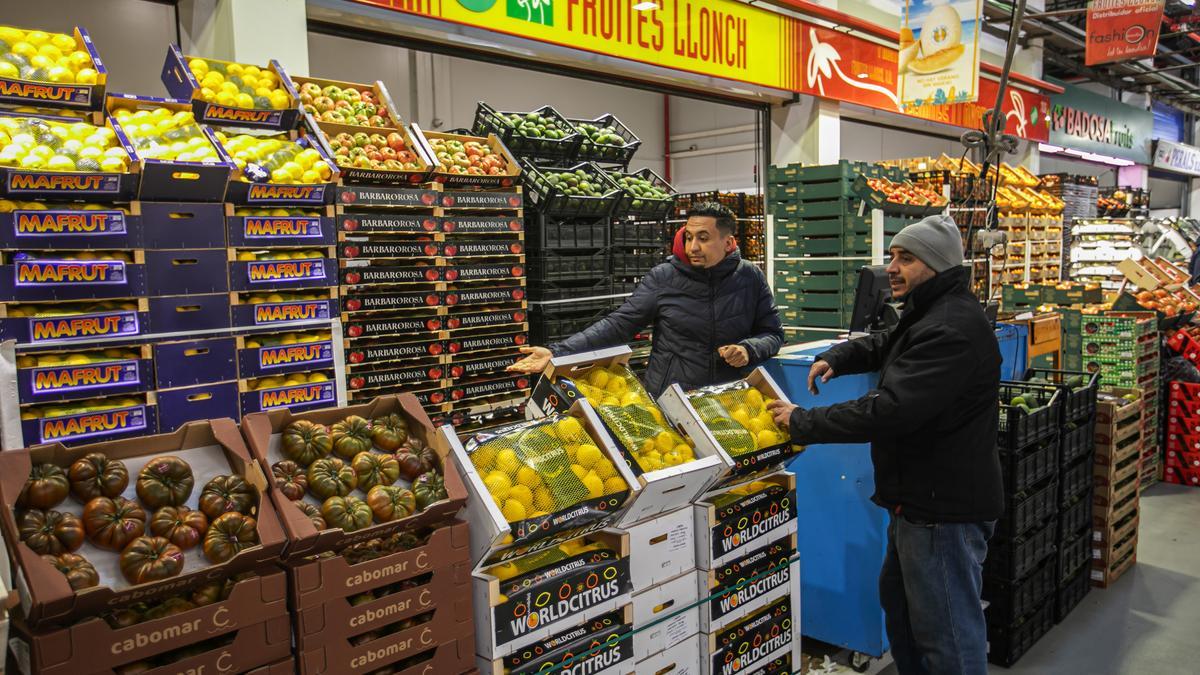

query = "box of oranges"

[
  {"left": 528, "top": 346, "right": 729, "bottom": 526},
  {"left": 106, "top": 94, "right": 233, "bottom": 202},
  {"left": 161, "top": 45, "right": 300, "bottom": 132},
  {"left": 0, "top": 24, "right": 107, "bottom": 111},
  {"left": 659, "top": 368, "right": 802, "bottom": 486},
  {"left": 0, "top": 201, "right": 141, "bottom": 251},
  {"left": 0, "top": 110, "right": 137, "bottom": 201},
  {"left": 441, "top": 399, "right": 640, "bottom": 565}
]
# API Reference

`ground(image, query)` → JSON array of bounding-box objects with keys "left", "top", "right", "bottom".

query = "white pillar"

[
  {"left": 177, "top": 0, "right": 310, "bottom": 75},
  {"left": 770, "top": 96, "right": 840, "bottom": 167}
]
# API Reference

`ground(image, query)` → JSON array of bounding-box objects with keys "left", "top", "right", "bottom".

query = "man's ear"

[{"left": 725, "top": 236, "right": 738, "bottom": 253}]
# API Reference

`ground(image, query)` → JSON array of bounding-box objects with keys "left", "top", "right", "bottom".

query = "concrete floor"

[{"left": 865, "top": 482, "right": 1200, "bottom": 675}]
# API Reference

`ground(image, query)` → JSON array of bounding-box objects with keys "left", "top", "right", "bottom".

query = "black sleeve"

[
  {"left": 816, "top": 330, "right": 892, "bottom": 376},
  {"left": 549, "top": 269, "right": 658, "bottom": 357},
  {"left": 738, "top": 271, "right": 785, "bottom": 364},
  {"left": 789, "top": 325, "right": 976, "bottom": 444}
]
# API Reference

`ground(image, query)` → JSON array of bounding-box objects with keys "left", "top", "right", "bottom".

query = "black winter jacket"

[
  {"left": 549, "top": 250, "right": 784, "bottom": 397},
  {"left": 787, "top": 267, "right": 1005, "bottom": 523}
]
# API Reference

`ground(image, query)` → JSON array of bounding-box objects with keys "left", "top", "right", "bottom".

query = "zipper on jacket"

[{"left": 709, "top": 276, "right": 716, "bottom": 382}]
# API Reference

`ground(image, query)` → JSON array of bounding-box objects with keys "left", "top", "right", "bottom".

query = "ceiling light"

[{"left": 633, "top": 1, "right": 658, "bottom": 10}]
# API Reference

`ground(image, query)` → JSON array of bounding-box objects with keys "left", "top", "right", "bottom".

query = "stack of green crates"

[
  {"left": 1079, "top": 313, "right": 1158, "bottom": 390},
  {"left": 769, "top": 161, "right": 913, "bottom": 333}
]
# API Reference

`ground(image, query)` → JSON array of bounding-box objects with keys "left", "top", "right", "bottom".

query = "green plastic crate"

[
  {"left": 1083, "top": 314, "right": 1157, "bottom": 340},
  {"left": 773, "top": 199, "right": 856, "bottom": 219},
  {"left": 783, "top": 326, "right": 844, "bottom": 344},
  {"left": 773, "top": 235, "right": 845, "bottom": 257},
  {"left": 773, "top": 271, "right": 850, "bottom": 293},
  {"left": 768, "top": 160, "right": 890, "bottom": 183},
  {"left": 774, "top": 289, "right": 850, "bottom": 311},
  {"left": 778, "top": 305, "right": 847, "bottom": 328},
  {"left": 775, "top": 214, "right": 872, "bottom": 237},
  {"left": 1001, "top": 286, "right": 1045, "bottom": 309},
  {"left": 1044, "top": 286, "right": 1104, "bottom": 305},
  {"left": 774, "top": 258, "right": 867, "bottom": 276}
]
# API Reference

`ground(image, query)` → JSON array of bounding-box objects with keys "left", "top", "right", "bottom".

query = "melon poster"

[{"left": 898, "top": 0, "right": 982, "bottom": 109}]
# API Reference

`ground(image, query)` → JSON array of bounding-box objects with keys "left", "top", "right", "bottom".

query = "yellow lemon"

[
  {"left": 745, "top": 388, "right": 765, "bottom": 410},
  {"left": 516, "top": 466, "right": 542, "bottom": 490},
  {"left": 0, "top": 61, "right": 18, "bottom": 79},
  {"left": 604, "top": 477, "right": 628, "bottom": 495},
  {"left": 188, "top": 58, "right": 209, "bottom": 77},
  {"left": 215, "top": 91, "right": 237, "bottom": 107},
  {"left": 592, "top": 461, "right": 616, "bottom": 480},
  {"left": 483, "top": 471, "right": 512, "bottom": 502},
  {"left": 731, "top": 407, "right": 752, "bottom": 429},
  {"left": 555, "top": 416, "right": 585, "bottom": 441},
  {"left": 501, "top": 500, "right": 527, "bottom": 523},
  {"left": 235, "top": 92, "right": 254, "bottom": 109},
  {"left": 570, "top": 464, "right": 588, "bottom": 480},
  {"left": 582, "top": 474, "right": 605, "bottom": 499},
  {"left": 662, "top": 451, "right": 683, "bottom": 467},
  {"left": 674, "top": 444, "right": 694, "bottom": 461},
  {"left": 747, "top": 417, "right": 769, "bottom": 435},
  {"left": 576, "top": 443, "right": 602, "bottom": 468},
  {"left": 237, "top": 251, "right": 256, "bottom": 261},
  {"left": 587, "top": 369, "right": 610, "bottom": 389},
  {"left": 508, "top": 485, "right": 533, "bottom": 511},
  {"left": 533, "top": 488, "right": 556, "bottom": 513},
  {"left": 605, "top": 377, "right": 628, "bottom": 395},
  {"left": 620, "top": 391, "right": 641, "bottom": 406},
  {"left": 24, "top": 31, "right": 50, "bottom": 47},
  {"left": 654, "top": 431, "right": 676, "bottom": 453},
  {"left": 756, "top": 430, "right": 780, "bottom": 449},
  {"left": 472, "top": 446, "right": 497, "bottom": 473},
  {"left": 495, "top": 448, "right": 521, "bottom": 476},
  {"left": 488, "top": 561, "right": 520, "bottom": 581},
  {"left": 601, "top": 396, "right": 620, "bottom": 406},
  {"left": 307, "top": 373, "right": 328, "bottom": 383}
]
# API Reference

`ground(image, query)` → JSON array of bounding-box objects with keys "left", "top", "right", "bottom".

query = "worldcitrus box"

[
  {"left": 16, "top": 344, "right": 153, "bottom": 405},
  {"left": 698, "top": 533, "right": 797, "bottom": 633},
  {"left": 19, "top": 392, "right": 159, "bottom": 448},
  {"left": 478, "top": 605, "right": 635, "bottom": 675},
  {"left": 693, "top": 471, "right": 798, "bottom": 569},
  {"left": 160, "top": 44, "right": 301, "bottom": 132},
  {"left": 631, "top": 570, "right": 700, "bottom": 662},
  {"left": 527, "top": 346, "right": 729, "bottom": 527},
  {"left": 0, "top": 110, "right": 137, "bottom": 202},
  {"left": 701, "top": 595, "right": 801, "bottom": 675},
  {"left": 239, "top": 395, "right": 467, "bottom": 560},
  {"left": 11, "top": 570, "right": 287, "bottom": 675},
  {"left": 637, "top": 633, "right": 702, "bottom": 675},
  {"left": 0, "top": 25, "right": 107, "bottom": 111},
  {"left": 0, "top": 204, "right": 142, "bottom": 251},
  {"left": 0, "top": 419, "right": 286, "bottom": 629},
  {"left": 0, "top": 250, "right": 147, "bottom": 303},
  {"left": 472, "top": 531, "right": 632, "bottom": 660},
  {"left": 612, "top": 505, "right": 696, "bottom": 593},
  {"left": 226, "top": 204, "right": 335, "bottom": 248}
]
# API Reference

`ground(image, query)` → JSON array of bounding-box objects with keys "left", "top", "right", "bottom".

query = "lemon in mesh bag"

[
  {"left": 468, "top": 415, "right": 628, "bottom": 527},
  {"left": 688, "top": 382, "right": 790, "bottom": 456},
  {"left": 565, "top": 363, "right": 696, "bottom": 473}
]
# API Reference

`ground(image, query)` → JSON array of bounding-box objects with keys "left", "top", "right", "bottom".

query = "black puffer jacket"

[
  {"left": 787, "top": 267, "right": 1005, "bottom": 523},
  {"left": 550, "top": 251, "right": 784, "bottom": 396}
]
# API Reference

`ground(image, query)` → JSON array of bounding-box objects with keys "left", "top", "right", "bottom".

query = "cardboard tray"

[
  {"left": 0, "top": 253, "right": 147, "bottom": 303},
  {"left": 240, "top": 394, "right": 466, "bottom": 560},
  {"left": 286, "top": 74, "right": 402, "bottom": 132},
  {"left": 693, "top": 471, "right": 798, "bottom": 569},
  {"left": 0, "top": 26, "right": 106, "bottom": 111},
  {"left": 477, "top": 606, "right": 636, "bottom": 675},
  {"left": 632, "top": 571, "right": 700, "bottom": 662},
  {"left": 160, "top": 44, "right": 301, "bottom": 132},
  {"left": 700, "top": 594, "right": 800, "bottom": 675},
  {"left": 310, "top": 115, "right": 434, "bottom": 186},
  {"left": 414, "top": 126, "right": 521, "bottom": 189},
  {"left": 15, "top": 570, "right": 287, "bottom": 675},
  {"left": 0, "top": 419, "right": 286, "bottom": 630},
  {"left": 698, "top": 532, "right": 797, "bottom": 633},
  {"left": 226, "top": 205, "right": 336, "bottom": 248},
  {"left": 637, "top": 633, "right": 702, "bottom": 675},
  {"left": 231, "top": 288, "right": 340, "bottom": 330},
  {"left": 613, "top": 505, "right": 696, "bottom": 593},
  {"left": 16, "top": 344, "right": 153, "bottom": 404},
  {"left": 0, "top": 204, "right": 141, "bottom": 251}
]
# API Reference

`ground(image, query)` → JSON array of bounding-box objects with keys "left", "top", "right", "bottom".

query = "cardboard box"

[
  {"left": 444, "top": 399, "right": 639, "bottom": 566},
  {"left": 144, "top": 249, "right": 229, "bottom": 296},
  {"left": 140, "top": 202, "right": 227, "bottom": 250},
  {"left": 238, "top": 376, "right": 338, "bottom": 416},
  {"left": 473, "top": 531, "right": 632, "bottom": 660},
  {"left": 153, "top": 337, "right": 239, "bottom": 389},
  {"left": 147, "top": 293, "right": 231, "bottom": 333},
  {"left": 0, "top": 25, "right": 106, "bottom": 111},
  {"left": 300, "top": 635, "right": 473, "bottom": 675},
  {"left": 1094, "top": 460, "right": 1141, "bottom": 509},
  {"left": 694, "top": 472, "right": 798, "bottom": 569},
  {"left": 333, "top": 185, "right": 440, "bottom": 211},
  {"left": 637, "top": 633, "right": 703, "bottom": 675},
  {"left": 0, "top": 302, "right": 149, "bottom": 346},
  {"left": 0, "top": 253, "right": 147, "bottom": 303},
  {"left": 16, "top": 345, "right": 153, "bottom": 404},
  {"left": 659, "top": 368, "right": 799, "bottom": 487},
  {"left": 632, "top": 571, "right": 700, "bottom": 662},
  {"left": 1091, "top": 547, "right": 1136, "bottom": 588},
  {"left": 228, "top": 253, "right": 338, "bottom": 292},
  {"left": 240, "top": 395, "right": 466, "bottom": 560},
  {"left": 0, "top": 205, "right": 142, "bottom": 251},
  {"left": 19, "top": 393, "right": 159, "bottom": 448},
  {"left": 231, "top": 288, "right": 339, "bottom": 330},
  {"left": 157, "top": 381, "right": 241, "bottom": 432},
  {"left": 526, "top": 346, "right": 728, "bottom": 525},
  {"left": 699, "top": 533, "right": 797, "bottom": 633},
  {"left": 615, "top": 506, "right": 696, "bottom": 593},
  {"left": 312, "top": 117, "right": 434, "bottom": 186},
  {"left": 290, "top": 521, "right": 472, "bottom": 644},
  {"left": 477, "top": 606, "right": 635, "bottom": 675},
  {"left": 245, "top": 657, "right": 297, "bottom": 675},
  {"left": 1092, "top": 526, "right": 1138, "bottom": 568},
  {"left": 1093, "top": 501, "right": 1138, "bottom": 547},
  {"left": 161, "top": 44, "right": 301, "bottom": 132},
  {"left": 701, "top": 594, "right": 800, "bottom": 675},
  {"left": 226, "top": 207, "right": 335, "bottom": 248},
  {"left": 14, "top": 570, "right": 287, "bottom": 675},
  {"left": 237, "top": 334, "right": 336, "bottom": 379},
  {"left": 415, "top": 127, "right": 522, "bottom": 190},
  {"left": 1094, "top": 438, "right": 1142, "bottom": 486},
  {"left": 0, "top": 419, "right": 286, "bottom": 629},
  {"left": 0, "top": 113, "right": 138, "bottom": 203}
]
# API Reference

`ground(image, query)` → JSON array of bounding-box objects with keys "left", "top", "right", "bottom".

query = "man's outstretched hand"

[
  {"left": 808, "top": 360, "right": 834, "bottom": 394},
  {"left": 507, "top": 346, "right": 552, "bottom": 374},
  {"left": 719, "top": 345, "right": 750, "bottom": 367},
  {"left": 767, "top": 400, "right": 797, "bottom": 429}
]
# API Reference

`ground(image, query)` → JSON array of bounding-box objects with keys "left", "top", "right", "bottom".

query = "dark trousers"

[{"left": 880, "top": 514, "right": 996, "bottom": 675}]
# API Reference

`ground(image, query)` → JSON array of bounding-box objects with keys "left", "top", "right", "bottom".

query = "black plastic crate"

[
  {"left": 528, "top": 214, "right": 609, "bottom": 249},
  {"left": 1060, "top": 417, "right": 1095, "bottom": 467},
  {"left": 608, "top": 168, "right": 677, "bottom": 220},
  {"left": 521, "top": 160, "right": 624, "bottom": 218},
  {"left": 1057, "top": 494, "right": 1092, "bottom": 542},
  {"left": 1056, "top": 532, "right": 1090, "bottom": 584},
  {"left": 568, "top": 114, "right": 641, "bottom": 168},
  {"left": 528, "top": 249, "right": 611, "bottom": 283},
  {"left": 999, "top": 381, "right": 1063, "bottom": 450},
  {"left": 611, "top": 249, "right": 662, "bottom": 279},
  {"left": 1055, "top": 564, "right": 1092, "bottom": 623},
  {"left": 986, "top": 519, "right": 1058, "bottom": 581},
  {"left": 473, "top": 102, "right": 582, "bottom": 162},
  {"left": 1025, "top": 368, "right": 1100, "bottom": 424},
  {"left": 530, "top": 298, "right": 612, "bottom": 343},
  {"left": 612, "top": 220, "right": 668, "bottom": 248},
  {"left": 1058, "top": 452, "right": 1094, "bottom": 506},
  {"left": 984, "top": 556, "right": 1057, "bottom": 628},
  {"left": 528, "top": 277, "right": 612, "bottom": 302},
  {"left": 988, "top": 599, "right": 1055, "bottom": 667},
  {"left": 997, "top": 478, "right": 1059, "bottom": 540},
  {"left": 999, "top": 437, "right": 1059, "bottom": 494}
]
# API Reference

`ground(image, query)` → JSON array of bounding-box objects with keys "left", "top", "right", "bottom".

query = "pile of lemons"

[
  {"left": 471, "top": 416, "right": 628, "bottom": 526},
  {"left": 16, "top": 347, "right": 140, "bottom": 369},
  {"left": 4, "top": 300, "right": 137, "bottom": 318},
  {"left": 21, "top": 396, "right": 144, "bottom": 421},
  {"left": 0, "top": 116, "right": 127, "bottom": 172},
  {"left": 0, "top": 26, "right": 100, "bottom": 85},
  {"left": 111, "top": 105, "right": 221, "bottom": 163},
  {"left": 696, "top": 386, "right": 789, "bottom": 452},
  {"left": 247, "top": 371, "right": 330, "bottom": 391},
  {"left": 235, "top": 249, "right": 325, "bottom": 262},
  {"left": 215, "top": 132, "right": 332, "bottom": 184},
  {"left": 574, "top": 365, "right": 697, "bottom": 472},
  {"left": 187, "top": 57, "right": 291, "bottom": 110}
]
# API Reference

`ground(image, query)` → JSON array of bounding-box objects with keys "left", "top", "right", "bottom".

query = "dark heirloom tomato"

[
  {"left": 18, "top": 509, "right": 84, "bottom": 555},
  {"left": 407, "top": 437, "right": 439, "bottom": 474},
  {"left": 18, "top": 463, "right": 70, "bottom": 510},
  {"left": 412, "top": 471, "right": 448, "bottom": 511},
  {"left": 83, "top": 497, "right": 146, "bottom": 551},
  {"left": 307, "top": 457, "right": 357, "bottom": 499},
  {"left": 42, "top": 553, "right": 99, "bottom": 591},
  {"left": 351, "top": 452, "right": 400, "bottom": 492},
  {"left": 370, "top": 413, "right": 409, "bottom": 451},
  {"left": 119, "top": 536, "right": 184, "bottom": 584},
  {"left": 393, "top": 450, "right": 424, "bottom": 482},
  {"left": 143, "top": 597, "right": 196, "bottom": 621},
  {"left": 149, "top": 506, "right": 208, "bottom": 550},
  {"left": 198, "top": 475, "right": 255, "bottom": 520},
  {"left": 190, "top": 581, "right": 224, "bottom": 607},
  {"left": 203, "top": 512, "right": 259, "bottom": 563},
  {"left": 281, "top": 419, "right": 333, "bottom": 466},
  {"left": 366, "top": 485, "right": 415, "bottom": 523},
  {"left": 331, "top": 415, "right": 374, "bottom": 459},
  {"left": 321, "top": 495, "right": 373, "bottom": 532},
  {"left": 68, "top": 453, "right": 129, "bottom": 502},
  {"left": 296, "top": 501, "right": 327, "bottom": 530},
  {"left": 272, "top": 460, "right": 308, "bottom": 500},
  {"left": 135, "top": 456, "right": 195, "bottom": 509}
]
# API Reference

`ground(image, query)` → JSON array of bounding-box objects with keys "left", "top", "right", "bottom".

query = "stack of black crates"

[{"left": 984, "top": 368, "right": 1098, "bottom": 666}]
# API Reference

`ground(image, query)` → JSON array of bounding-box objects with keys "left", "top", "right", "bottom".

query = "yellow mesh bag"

[
  {"left": 467, "top": 414, "right": 628, "bottom": 525},
  {"left": 564, "top": 363, "right": 695, "bottom": 474},
  {"left": 484, "top": 538, "right": 611, "bottom": 583},
  {"left": 708, "top": 479, "right": 777, "bottom": 509},
  {"left": 686, "top": 381, "right": 790, "bottom": 457}
]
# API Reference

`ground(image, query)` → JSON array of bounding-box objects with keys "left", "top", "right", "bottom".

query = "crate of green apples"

[{"left": 473, "top": 102, "right": 581, "bottom": 162}]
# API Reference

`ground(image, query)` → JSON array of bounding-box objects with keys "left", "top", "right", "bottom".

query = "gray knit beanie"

[{"left": 890, "top": 214, "right": 963, "bottom": 273}]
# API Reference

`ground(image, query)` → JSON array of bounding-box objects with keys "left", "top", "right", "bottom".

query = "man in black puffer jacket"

[
  {"left": 508, "top": 202, "right": 783, "bottom": 396},
  {"left": 769, "top": 214, "right": 1003, "bottom": 675}
]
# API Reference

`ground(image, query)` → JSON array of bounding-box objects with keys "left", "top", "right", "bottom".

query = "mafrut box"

[
  {"left": 0, "top": 24, "right": 107, "bottom": 111},
  {"left": 480, "top": 606, "right": 634, "bottom": 675},
  {"left": 701, "top": 595, "right": 801, "bottom": 675},
  {"left": 239, "top": 369, "right": 339, "bottom": 416},
  {"left": 0, "top": 250, "right": 146, "bottom": 303},
  {"left": 659, "top": 368, "right": 801, "bottom": 486},
  {"left": 0, "top": 419, "right": 286, "bottom": 629},
  {"left": 527, "top": 346, "right": 728, "bottom": 525},
  {"left": 0, "top": 110, "right": 137, "bottom": 202},
  {"left": 694, "top": 472, "right": 798, "bottom": 569},
  {"left": 13, "top": 345, "right": 153, "bottom": 405},
  {"left": 161, "top": 45, "right": 301, "bottom": 132},
  {"left": 18, "top": 392, "right": 158, "bottom": 449},
  {"left": 231, "top": 287, "right": 340, "bottom": 330},
  {"left": 214, "top": 126, "right": 337, "bottom": 207},
  {"left": 0, "top": 299, "right": 148, "bottom": 347},
  {"left": 240, "top": 394, "right": 465, "bottom": 559},
  {"left": 226, "top": 204, "right": 336, "bottom": 248},
  {"left": 442, "top": 399, "right": 639, "bottom": 566},
  {"left": 473, "top": 531, "right": 632, "bottom": 660},
  {"left": 0, "top": 203, "right": 142, "bottom": 251},
  {"left": 227, "top": 247, "right": 337, "bottom": 293}
]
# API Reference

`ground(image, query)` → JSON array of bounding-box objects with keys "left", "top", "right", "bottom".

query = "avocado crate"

[
  {"left": 527, "top": 248, "right": 611, "bottom": 283},
  {"left": 567, "top": 113, "right": 641, "bottom": 168},
  {"left": 996, "top": 476, "right": 1059, "bottom": 540},
  {"left": 774, "top": 213, "right": 873, "bottom": 237},
  {"left": 1059, "top": 452, "right": 1095, "bottom": 505},
  {"left": 609, "top": 167, "right": 676, "bottom": 220},
  {"left": 1056, "top": 530, "right": 1091, "bottom": 584},
  {"left": 1060, "top": 418, "right": 1096, "bottom": 467},
  {"left": 1025, "top": 368, "right": 1100, "bottom": 425},
  {"left": 999, "top": 381, "right": 1063, "bottom": 451},
  {"left": 612, "top": 220, "right": 668, "bottom": 248},
  {"left": 987, "top": 598, "right": 1056, "bottom": 667},
  {"left": 771, "top": 197, "right": 861, "bottom": 220},
  {"left": 986, "top": 518, "right": 1059, "bottom": 581},
  {"left": 473, "top": 102, "right": 582, "bottom": 162},
  {"left": 984, "top": 556, "right": 1057, "bottom": 628},
  {"left": 1058, "top": 492, "right": 1093, "bottom": 542},
  {"left": 611, "top": 249, "right": 662, "bottom": 279},
  {"left": 520, "top": 160, "right": 624, "bottom": 219},
  {"left": 1000, "top": 436, "right": 1060, "bottom": 494},
  {"left": 529, "top": 297, "right": 612, "bottom": 343}
]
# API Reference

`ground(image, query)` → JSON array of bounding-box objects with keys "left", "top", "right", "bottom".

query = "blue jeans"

[{"left": 880, "top": 514, "right": 996, "bottom": 675}]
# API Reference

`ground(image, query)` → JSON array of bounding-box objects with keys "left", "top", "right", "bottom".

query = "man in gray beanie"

[{"left": 769, "top": 213, "right": 1003, "bottom": 675}]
